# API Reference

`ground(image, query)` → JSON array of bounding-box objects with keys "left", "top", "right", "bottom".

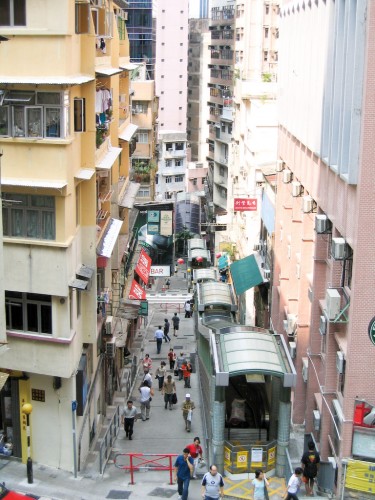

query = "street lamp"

[{"left": 22, "top": 403, "right": 33, "bottom": 484}]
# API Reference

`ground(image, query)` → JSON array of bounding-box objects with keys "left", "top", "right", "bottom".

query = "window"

[
  {"left": 165, "top": 160, "right": 172, "bottom": 167},
  {"left": 75, "top": 1, "right": 90, "bottom": 34},
  {"left": 5, "top": 291, "right": 52, "bottom": 334},
  {"left": 192, "top": 178, "right": 198, "bottom": 186},
  {"left": 265, "top": 4, "right": 270, "bottom": 15},
  {"left": 0, "top": 91, "right": 67, "bottom": 139},
  {"left": 175, "top": 175, "right": 183, "bottom": 182},
  {"left": 74, "top": 98, "right": 85, "bottom": 132},
  {"left": 264, "top": 51, "right": 268, "bottom": 62},
  {"left": 2, "top": 193, "right": 55, "bottom": 240},
  {"left": 264, "top": 27, "right": 269, "bottom": 38},
  {"left": 137, "top": 188, "right": 150, "bottom": 198},
  {"left": 166, "top": 176, "right": 173, "bottom": 184},
  {"left": 175, "top": 160, "right": 183, "bottom": 167},
  {"left": 179, "top": 75, "right": 183, "bottom": 78},
  {"left": 132, "top": 101, "right": 148, "bottom": 114},
  {"left": 175, "top": 142, "right": 184, "bottom": 150},
  {"left": 0, "top": 0, "right": 26, "bottom": 26},
  {"left": 136, "top": 130, "right": 149, "bottom": 143},
  {"left": 219, "top": 166, "right": 225, "bottom": 176}
]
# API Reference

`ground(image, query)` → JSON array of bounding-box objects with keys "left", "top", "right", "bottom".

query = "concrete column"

[
  {"left": 276, "top": 386, "right": 291, "bottom": 478},
  {"left": 269, "top": 376, "right": 281, "bottom": 440},
  {"left": 212, "top": 400, "right": 226, "bottom": 474}
]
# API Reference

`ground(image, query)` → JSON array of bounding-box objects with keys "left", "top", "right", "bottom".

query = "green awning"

[{"left": 230, "top": 254, "right": 263, "bottom": 295}]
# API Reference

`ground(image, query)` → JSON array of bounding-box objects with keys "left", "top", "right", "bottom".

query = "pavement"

[{"left": 0, "top": 268, "right": 307, "bottom": 500}]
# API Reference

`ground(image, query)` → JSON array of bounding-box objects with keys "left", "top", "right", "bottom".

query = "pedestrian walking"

[
  {"left": 164, "top": 318, "right": 171, "bottom": 343},
  {"left": 174, "top": 448, "right": 194, "bottom": 500},
  {"left": 165, "top": 278, "right": 171, "bottom": 290},
  {"left": 301, "top": 441, "right": 320, "bottom": 496},
  {"left": 141, "top": 368, "right": 153, "bottom": 388},
  {"left": 176, "top": 352, "right": 185, "bottom": 381},
  {"left": 252, "top": 470, "right": 270, "bottom": 500},
  {"left": 172, "top": 312, "right": 180, "bottom": 336},
  {"left": 162, "top": 374, "right": 176, "bottom": 410},
  {"left": 122, "top": 400, "right": 138, "bottom": 440},
  {"left": 182, "top": 360, "right": 192, "bottom": 388},
  {"left": 139, "top": 381, "right": 154, "bottom": 421},
  {"left": 154, "top": 325, "right": 164, "bottom": 354},
  {"left": 168, "top": 348, "right": 177, "bottom": 370},
  {"left": 284, "top": 467, "right": 303, "bottom": 500},
  {"left": 155, "top": 361, "right": 167, "bottom": 391},
  {"left": 201, "top": 464, "right": 224, "bottom": 499},
  {"left": 184, "top": 300, "right": 191, "bottom": 318},
  {"left": 182, "top": 393, "right": 195, "bottom": 432},
  {"left": 142, "top": 353, "right": 152, "bottom": 370},
  {"left": 185, "top": 436, "right": 204, "bottom": 479},
  {"left": 174, "top": 264, "right": 178, "bottom": 275}
]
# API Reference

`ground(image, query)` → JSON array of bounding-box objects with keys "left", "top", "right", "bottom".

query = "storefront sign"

[
  {"left": 150, "top": 265, "right": 171, "bottom": 277},
  {"left": 160, "top": 210, "right": 173, "bottom": 236},
  {"left": 129, "top": 280, "right": 146, "bottom": 300},
  {"left": 234, "top": 198, "right": 257, "bottom": 211},
  {"left": 135, "top": 248, "right": 152, "bottom": 284},
  {"left": 138, "top": 300, "right": 148, "bottom": 317}
]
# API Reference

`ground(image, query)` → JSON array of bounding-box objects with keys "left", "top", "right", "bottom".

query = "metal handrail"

[{"left": 99, "top": 405, "right": 122, "bottom": 475}]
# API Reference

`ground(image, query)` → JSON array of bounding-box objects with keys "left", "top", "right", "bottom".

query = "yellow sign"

[
  {"left": 268, "top": 446, "right": 276, "bottom": 466},
  {"left": 346, "top": 459, "right": 375, "bottom": 493},
  {"left": 236, "top": 451, "right": 248, "bottom": 468},
  {"left": 224, "top": 447, "right": 231, "bottom": 465}
]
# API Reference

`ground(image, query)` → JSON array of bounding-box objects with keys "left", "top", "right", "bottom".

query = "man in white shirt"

[
  {"left": 139, "top": 381, "right": 154, "bottom": 421},
  {"left": 154, "top": 325, "right": 164, "bottom": 354},
  {"left": 284, "top": 467, "right": 303, "bottom": 500}
]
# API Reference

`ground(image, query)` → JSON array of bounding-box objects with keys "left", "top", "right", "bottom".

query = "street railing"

[
  {"left": 114, "top": 452, "right": 178, "bottom": 485},
  {"left": 99, "top": 405, "right": 121, "bottom": 475}
]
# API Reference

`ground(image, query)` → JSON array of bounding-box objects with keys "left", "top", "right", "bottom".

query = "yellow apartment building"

[{"left": 0, "top": 0, "right": 140, "bottom": 471}]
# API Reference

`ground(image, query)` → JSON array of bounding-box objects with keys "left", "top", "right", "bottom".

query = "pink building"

[{"left": 272, "top": 0, "right": 375, "bottom": 495}]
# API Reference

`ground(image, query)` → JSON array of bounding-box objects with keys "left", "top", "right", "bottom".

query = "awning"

[
  {"left": 0, "top": 372, "right": 9, "bottom": 391},
  {"left": 0, "top": 75, "right": 94, "bottom": 85},
  {"left": 119, "top": 182, "right": 140, "bottom": 208},
  {"left": 119, "top": 123, "right": 138, "bottom": 142},
  {"left": 218, "top": 254, "right": 229, "bottom": 270},
  {"left": 213, "top": 329, "right": 297, "bottom": 387},
  {"left": 75, "top": 169, "right": 95, "bottom": 180},
  {"left": 76, "top": 265, "right": 94, "bottom": 281},
  {"left": 96, "top": 147, "right": 122, "bottom": 170},
  {"left": 95, "top": 67, "right": 122, "bottom": 76},
  {"left": 97, "top": 218, "right": 123, "bottom": 258},
  {"left": 1, "top": 178, "right": 67, "bottom": 189},
  {"left": 230, "top": 254, "right": 263, "bottom": 295},
  {"left": 68, "top": 278, "right": 89, "bottom": 290}
]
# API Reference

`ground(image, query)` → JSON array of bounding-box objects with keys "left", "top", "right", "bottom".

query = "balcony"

[
  {"left": 210, "top": 49, "right": 234, "bottom": 66},
  {"left": 210, "top": 69, "right": 234, "bottom": 86},
  {"left": 210, "top": 29, "right": 235, "bottom": 45},
  {"left": 210, "top": 9, "right": 235, "bottom": 26}
]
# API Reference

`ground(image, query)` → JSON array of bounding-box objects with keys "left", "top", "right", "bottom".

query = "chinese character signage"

[
  {"left": 135, "top": 248, "right": 152, "bottom": 284},
  {"left": 234, "top": 198, "right": 257, "bottom": 211},
  {"left": 129, "top": 280, "right": 146, "bottom": 300}
]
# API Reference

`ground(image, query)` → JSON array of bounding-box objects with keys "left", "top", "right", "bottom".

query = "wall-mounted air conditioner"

[
  {"left": 289, "top": 341, "right": 297, "bottom": 359},
  {"left": 302, "top": 357, "right": 308, "bottom": 382},
  {"left": 336, "top": 351, "right": 345, "bottom": 374},
  {"left": 308, "top": 287, "right": 313, "bottom": 302},
  {"left": 276, "top": 160, "right": 284, "bottom": 172},
  {"left": 331, "top": 237, "right": 347, "bottom": 260},
  {"left": 315, "top": 214, "right": 331, "bottom": 234},
  {"left": 302, "top": 195, "right": 314, "bottom": 213},
  {"left": 283, "top": 169, "right": 292, "bottom": 183},
  {"left": 325, "top": 289, "right": 341, "bottom": 320},
  {"left": 105, "top": 316, "right": 113, "bottom": 335},
  {"left": 253, "top": 243, "right": 261, "bottom": 252},
  {"left": 264, "top": 269, "right": 271, "bottom": 279},
  {"left": 106, "top": 339, "right": 116, "bottom": 358},
  {"left": 319, "top": 315, "right": 327, "bottom": 335},
  {"left": 283, "top": 319, "right": 288, "bottom": 333},
  {"left": 292, "top": 181, "right": 302, "bottom": 197},
  {"left": 313, "top": 410, "right": 321, "bottom": 430},
  {"left": 286, "top": 313, "right": 297, "bottom": 335}
]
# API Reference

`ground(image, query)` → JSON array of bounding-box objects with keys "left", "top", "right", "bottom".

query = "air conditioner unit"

[
  {"left": 283, "top": 169, "right": 292, "bottom": 183},
  {"left": 315, "top": 214, "right": 331, "bottom": 234},
  {"left": 289, "top": 341, "right": 296, "bottom": 359},
  {"left": 105, "top": 316, "right": 113, "bottom": 336},
  {"left": 313, "top": 410, "right": 321, "bottom": 430},
  {"left": 292, "top": 181, "right": 302, "bottom": 197},
  {"left": 331, "top": 237, "right": 347, "bottom": 260},
  {"left": 276, "top": 160, "right": 284, "bottom": 172},
  {"left": 302, "top": 357, "right": 308, "bottom": 382},
  {"left": 325, "top": 288, "right": 341, "bottom": 320},
  {"left": 336, "top": 351, "right": 345, "bottom": 374},
  {"left": 106, "top": 339, "right": 116, "bottom": 358},
  {"left": 253, "top": 244, "right": 261, "bottom": 251},
  {"left": 302, "top": 195, "right": 314, "bottom": 213},
  {"left": 283, "top": 320, "right": 288, "bottom": 333},
  {"left": 286, "top": 313, "right": 297, "bottom": 335},
  {"left": 308, "top": 287, "right": 313, "bottom": 302},
  {"left": 319, "top": 315, "right": 327, "bottom": 335},
  {"left": 264, "top": 269, "right": 271, "bottom": 279}
]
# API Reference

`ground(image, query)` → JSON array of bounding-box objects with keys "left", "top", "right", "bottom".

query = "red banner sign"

[
  {"left": 135, "top": 248, "right": 152, "bottom": 284},
  {"left": 129, "top": 280, "right": 146, "bottom": 300},
  {"left": 234, "top": 198, "right": 257, "bottom": 211}
]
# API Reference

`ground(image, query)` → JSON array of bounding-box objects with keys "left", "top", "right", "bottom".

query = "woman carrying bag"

[{"left": 252, "top": 470, "right": 270, "bottom": 500}]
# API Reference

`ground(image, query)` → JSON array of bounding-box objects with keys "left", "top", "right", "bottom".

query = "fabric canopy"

[{"left": 230, "top": 254, "right": 263, "bottom": 295}]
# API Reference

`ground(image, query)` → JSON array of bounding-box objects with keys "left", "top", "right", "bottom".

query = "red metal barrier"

[
  {"left": 159, "top": 303, "right": 183, "bottom": 312},
  {"left": 114, "top": 453, "right": 178, "bottom": 485}
]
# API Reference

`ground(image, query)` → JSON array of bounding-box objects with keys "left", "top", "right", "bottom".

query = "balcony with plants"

[{"left": 130, "top": 159, "right": 156, "bottom": 184}]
